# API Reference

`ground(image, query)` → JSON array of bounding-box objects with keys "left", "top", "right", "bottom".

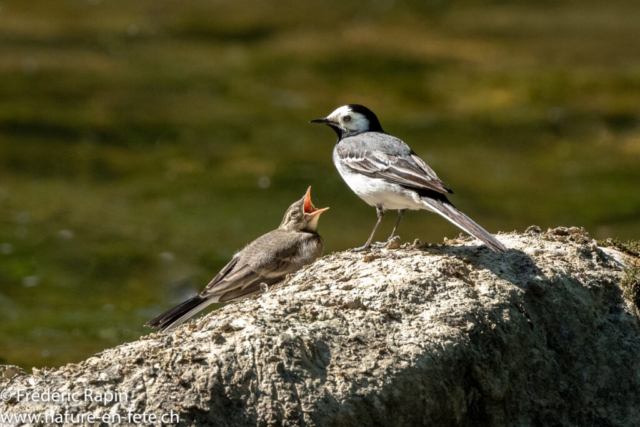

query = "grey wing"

[
  {"left": 247, "top": 232, "right": 323, "bottom": 277},
  {"left": 201, "top": 256, "right": 241, "bottom": 292},
  {"left": 198, "top": 255, "right": 255, "bottom": 297},
  {"left": 198, "top": 256, "right": 278, "bottom": 303},
  {"left": 336, "top": 144, "right": 453, "bottom": 194},
  {"left": 200, "top": 232, "right": 321, "bottom": 302}
]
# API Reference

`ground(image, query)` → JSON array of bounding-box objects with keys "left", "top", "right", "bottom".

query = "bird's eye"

[
  {"left": 343, "top": 116, "right": 352, "bottom": 123},
  {"left": 291, "top": 211, "right": 300, "bottom": 218}
]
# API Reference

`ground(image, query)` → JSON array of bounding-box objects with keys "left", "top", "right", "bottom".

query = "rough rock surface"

[{"left": 1, "top": 228, "right": 640, "bottom": 427}]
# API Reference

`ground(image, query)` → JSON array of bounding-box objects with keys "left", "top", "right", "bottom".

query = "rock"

[
  {"left": 0, "top": 365, "right": 24, "bottom": 380},
  {"left": 1, "top": 228, "right": 639, "bottom": 426}
]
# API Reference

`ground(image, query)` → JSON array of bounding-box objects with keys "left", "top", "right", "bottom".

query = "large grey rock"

[{"left": 1, "top": 227, "right": 639, "bottom": 426}]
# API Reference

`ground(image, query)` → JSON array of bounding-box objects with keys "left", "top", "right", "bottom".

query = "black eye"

[
  {"left": 291, "top": 211, "right": 300, "bottom": 218},
  {"left": 343, "top": 116, "right": 351, "bottom": 122}
]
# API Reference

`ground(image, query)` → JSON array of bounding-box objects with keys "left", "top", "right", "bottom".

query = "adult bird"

[
  {"left": 310, "top": 104, "right": 505, "bottom": 253},
  {"left": 146, "top": 188, "right": 328, "bottom": 331}
]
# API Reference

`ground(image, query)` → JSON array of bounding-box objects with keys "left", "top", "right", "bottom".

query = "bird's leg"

[
  {"left": 351, "top": 206, "right": 385, "bottom": 252},
  {"left": 373, "top": 209, "right": 405, "bottom": 248},
  {"left": 387, "top": 209, "right": 405, "bottom": 242}
]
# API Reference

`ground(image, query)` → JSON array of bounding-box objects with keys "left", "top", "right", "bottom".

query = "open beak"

[
  {"left": 309, "top": 117, "right": 330, "bottom": 124},
  {"left": 303, "top": 187, "right": 329, "bottom": 216}
]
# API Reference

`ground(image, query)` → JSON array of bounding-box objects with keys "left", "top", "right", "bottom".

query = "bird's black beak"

[{"left": 310, "top": 116, "right": 342, "bottom": 139}]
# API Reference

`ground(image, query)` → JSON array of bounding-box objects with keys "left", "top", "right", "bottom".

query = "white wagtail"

[
  {"left": 311, "top": 104, "right": 506, "bottom": 253},
  {"left": 146, "top": 188, "right": 328, "bottom": 331}
]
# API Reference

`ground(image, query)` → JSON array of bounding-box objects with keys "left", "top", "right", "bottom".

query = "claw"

[
  {"left": 385, "top": 235, "right": 401, "bottom": 249},
  {"left": 350, "top": 244, "right": 372, "bottom": 253},
  {"left": 371, "top": 236, "right": 401, "bottom": 249}
]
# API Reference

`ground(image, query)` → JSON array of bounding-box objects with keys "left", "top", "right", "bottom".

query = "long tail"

[
  {"left": 145, "top": 295, "right": 216, "bottom": 332},
  {"left": 422, "top": 199, "right": 506, "bottom": 253}
]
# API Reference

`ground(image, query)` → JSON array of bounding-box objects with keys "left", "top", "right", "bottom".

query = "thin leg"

[
  {"left": 351, "top": 206, "right": 385, "bottom": 252},
  {"left": 371, "top": 209, "right": 405, "bottom": 249},
  {"left": 387, "top": 209, "right": 405, "bottom": 241}
]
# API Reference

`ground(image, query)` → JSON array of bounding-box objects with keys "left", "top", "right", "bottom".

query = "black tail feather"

[
  {"left": 422, "top": 199, "right": 507, "bottom": 253},
  {"left": 145, "top": 295, "right": 208, "bottom": 332}
]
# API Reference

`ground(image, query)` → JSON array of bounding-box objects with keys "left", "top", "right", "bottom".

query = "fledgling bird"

[
  {"left": 311, "top": 104, "right": 506, "bottom": 253},
  {"left": 146, "top": 188, "right": 328, "bottom": 331}
]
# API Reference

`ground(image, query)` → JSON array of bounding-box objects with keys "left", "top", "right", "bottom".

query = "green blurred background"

[{"left": 1, "top": 0, "right": 640, "bottom": 369}]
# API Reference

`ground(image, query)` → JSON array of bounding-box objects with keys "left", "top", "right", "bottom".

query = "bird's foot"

[
  {"left": 350, "top": 244, "right": 372, "bottom": 253},
  {"left": 260, "top": 282, "right": 269, "bottom": 294},
  {"left": 372, "top": 235, "right": 401, "bottom": 249}
]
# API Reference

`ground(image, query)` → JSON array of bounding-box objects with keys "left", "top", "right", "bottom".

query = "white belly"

[{"left": 333, "top": 153, "right": 428, "bottom": 211}]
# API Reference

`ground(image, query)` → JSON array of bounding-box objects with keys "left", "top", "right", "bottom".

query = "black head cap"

[{"left": 347, "top": 104, "right": 384, "bottom": 132}]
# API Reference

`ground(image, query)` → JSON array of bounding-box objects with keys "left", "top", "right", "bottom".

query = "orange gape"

[{"left": 303, "top": 187, "right": 317, "bottom": 214}]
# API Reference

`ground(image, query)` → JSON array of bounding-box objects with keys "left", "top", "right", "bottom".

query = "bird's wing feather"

[
  {"left": 336, "top": 146, "right": 452, "bottom": 194},
  {"left": 409, "top": 154, "right": 453, "bottom": 194},
  {"left": 245, "top": 231, "right": 315, "bottom": 277},
  {"left": 202, "top": 256, "right": 241, "bottom": 291},
  {"left": 200, "top": 231, "right": 316, "bottom": 300}
]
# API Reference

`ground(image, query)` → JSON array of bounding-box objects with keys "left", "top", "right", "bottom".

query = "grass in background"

[{"left": 1, "top": 0, "right": 640, "bottom": 369}]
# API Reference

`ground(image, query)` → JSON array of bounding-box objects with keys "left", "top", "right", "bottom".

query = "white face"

[{"left": 327, "top": 106, "right": 370, "bottom": 133}]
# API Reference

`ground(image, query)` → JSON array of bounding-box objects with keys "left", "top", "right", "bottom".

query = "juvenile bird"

[
  {"left": 146, "top": 188, "right": 328, "bottom": 331},
  {"left": 311, "top": 104, "right": 505, "bottom": 253}
]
